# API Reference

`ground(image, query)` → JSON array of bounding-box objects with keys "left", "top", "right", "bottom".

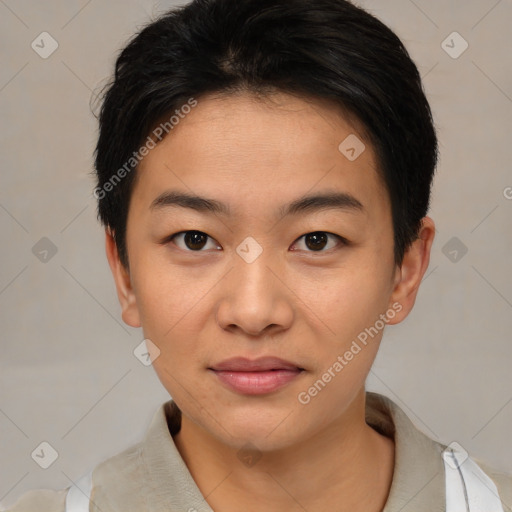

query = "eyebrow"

[{"left": 150, "top": 189, "right": 364, "bottom": 218}]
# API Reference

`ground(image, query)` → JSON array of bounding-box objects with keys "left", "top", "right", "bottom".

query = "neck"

[{"left": 173, "top": 389, "right": 395, "bottom": 512}]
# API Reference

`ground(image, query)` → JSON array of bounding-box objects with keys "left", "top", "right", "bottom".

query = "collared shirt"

[{"left": 6, "top": 392, "right": 512, "bottom": 511}]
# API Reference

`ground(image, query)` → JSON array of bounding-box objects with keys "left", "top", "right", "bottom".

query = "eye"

[
  {"left": 166, "top": 230, "right": 221, "bottom": 251},
  {"left": 291, "top": 231, "right": 346, "bottom": 252}
]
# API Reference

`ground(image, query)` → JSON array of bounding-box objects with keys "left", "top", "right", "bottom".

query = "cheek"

[
  {"left": 131, "top": 252, "right": 204, "bottom": 333},
  {"left": 297, "top": 260, "right": 392, "bottom": 343},
  {"left": 295, "top": 269, "right": 389, "bottom": 416},
  {"left": 138, "top": 271, "right": 205, "bottom": 401},
  {"left": 131, "top": 269, "right": 196, "bottom": 371}
]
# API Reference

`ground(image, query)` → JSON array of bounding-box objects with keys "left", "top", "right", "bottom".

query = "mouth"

[{"left": 208, "top": 357, "right": 305, "bottom": 395}]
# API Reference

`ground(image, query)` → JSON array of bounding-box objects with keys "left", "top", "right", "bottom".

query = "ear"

[
  {"left": 386, "top": 216, "right": 435, "bottom": 325},
  {"left": 104, "top": 229, "right": 141, "bottom": 328}
]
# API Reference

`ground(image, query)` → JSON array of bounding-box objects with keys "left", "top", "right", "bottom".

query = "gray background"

[{"left": 1, "top": 0, "right": 511, "bottom": 508}]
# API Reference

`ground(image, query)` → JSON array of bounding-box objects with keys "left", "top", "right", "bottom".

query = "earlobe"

[
  {"left": 386, "top": 216, "right": 435, "bottom": 325},
  {"left": 104, "top": 229, "right": 141, "bottom": 328}
]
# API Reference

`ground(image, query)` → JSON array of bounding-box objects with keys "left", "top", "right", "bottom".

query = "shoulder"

[
  {"left": 4, "top": 443, "right": 141, "bottom": 512},
  {"left": 3, "top": 488, "right": 68, "bottom": 512},
  {"left": 4, "top": 402, "right": 174, "bottom": 512},
  {"left": 474, "top": 458, "right": 512, "bottom": 507},
  {"left": 4, "top": 442, "right": 144, "bottom": 512}
]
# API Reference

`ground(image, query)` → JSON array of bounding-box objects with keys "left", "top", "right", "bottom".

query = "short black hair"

[{"left": 94, "top": 0, "right": 438, "bottom": 268}]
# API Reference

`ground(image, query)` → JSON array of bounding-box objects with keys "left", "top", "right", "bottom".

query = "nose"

[{"left": 215, "top": 249, "right": 294, "bottom": 338}]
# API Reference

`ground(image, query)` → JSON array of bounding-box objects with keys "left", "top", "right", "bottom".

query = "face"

[{"left": 107, "top": 91, "right": 433, "bottom": 452}]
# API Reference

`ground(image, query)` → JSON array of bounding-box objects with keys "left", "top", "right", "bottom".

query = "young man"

[{"left": 8, "top": 0, "right": 511, "bottom": 511}]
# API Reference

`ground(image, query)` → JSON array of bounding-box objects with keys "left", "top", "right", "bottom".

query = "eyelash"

[{"left": 162, "top": 230, "right": 348, "bottom": 253}]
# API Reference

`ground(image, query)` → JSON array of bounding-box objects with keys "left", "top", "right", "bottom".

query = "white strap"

[
  {"left": 65, "top": 471, "right": 93, "bottom": 512},
  {"left": 443, "top": 445, "right": 504, "bottom": 512}
]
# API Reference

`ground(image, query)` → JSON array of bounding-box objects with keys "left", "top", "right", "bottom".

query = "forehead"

[{"left": 133, "top": 90, "right": 390, "bottom": 221}]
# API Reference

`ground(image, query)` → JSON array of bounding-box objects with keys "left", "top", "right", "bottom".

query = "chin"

[
  {"left": 220, "top": 426, "right": 299, "bottom": 453},
  {"left": 205, "top": 402, "right": 304, "bottom": 450}
]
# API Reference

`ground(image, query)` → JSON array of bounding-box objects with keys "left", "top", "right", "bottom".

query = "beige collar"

[
  {"left": 139, "top": 391, "right": 446, "bottom": 512},
  {"left": 92, "top": 391, "right": 447, "bottom": 512}
]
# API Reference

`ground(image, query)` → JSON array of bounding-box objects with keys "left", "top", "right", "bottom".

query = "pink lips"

[{"left": 209, "top": 357, "right": 304, "bottom": 395}]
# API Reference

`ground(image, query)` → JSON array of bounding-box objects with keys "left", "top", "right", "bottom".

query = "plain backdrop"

[{"left": 1, "top": 0, "right": 511, "bottom": 508}]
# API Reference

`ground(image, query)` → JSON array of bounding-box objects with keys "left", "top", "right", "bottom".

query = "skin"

[{"left": 105, "top": 90, "right": 435, "bottom": 512}]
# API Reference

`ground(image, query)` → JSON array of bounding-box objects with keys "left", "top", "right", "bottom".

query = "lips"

[
  {"left": 209, "top": 357, "right": 304, "bottom": 395},
  {"left": 211, "top": 356, "right": 303, "bottom": 372}
]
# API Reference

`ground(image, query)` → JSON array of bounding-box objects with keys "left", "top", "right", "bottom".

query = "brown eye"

[
  {"left": 305, "top": 232, "right": 328, "bottom": 251},
  {"left": 169, "top": 230, "right": 221, "bottom": 251},
  {"left": 184, "top": 231, "right": 208, "bottom": 250},
  {"left": 292, "top": 231, "right": 344, "bottom": 252}
]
